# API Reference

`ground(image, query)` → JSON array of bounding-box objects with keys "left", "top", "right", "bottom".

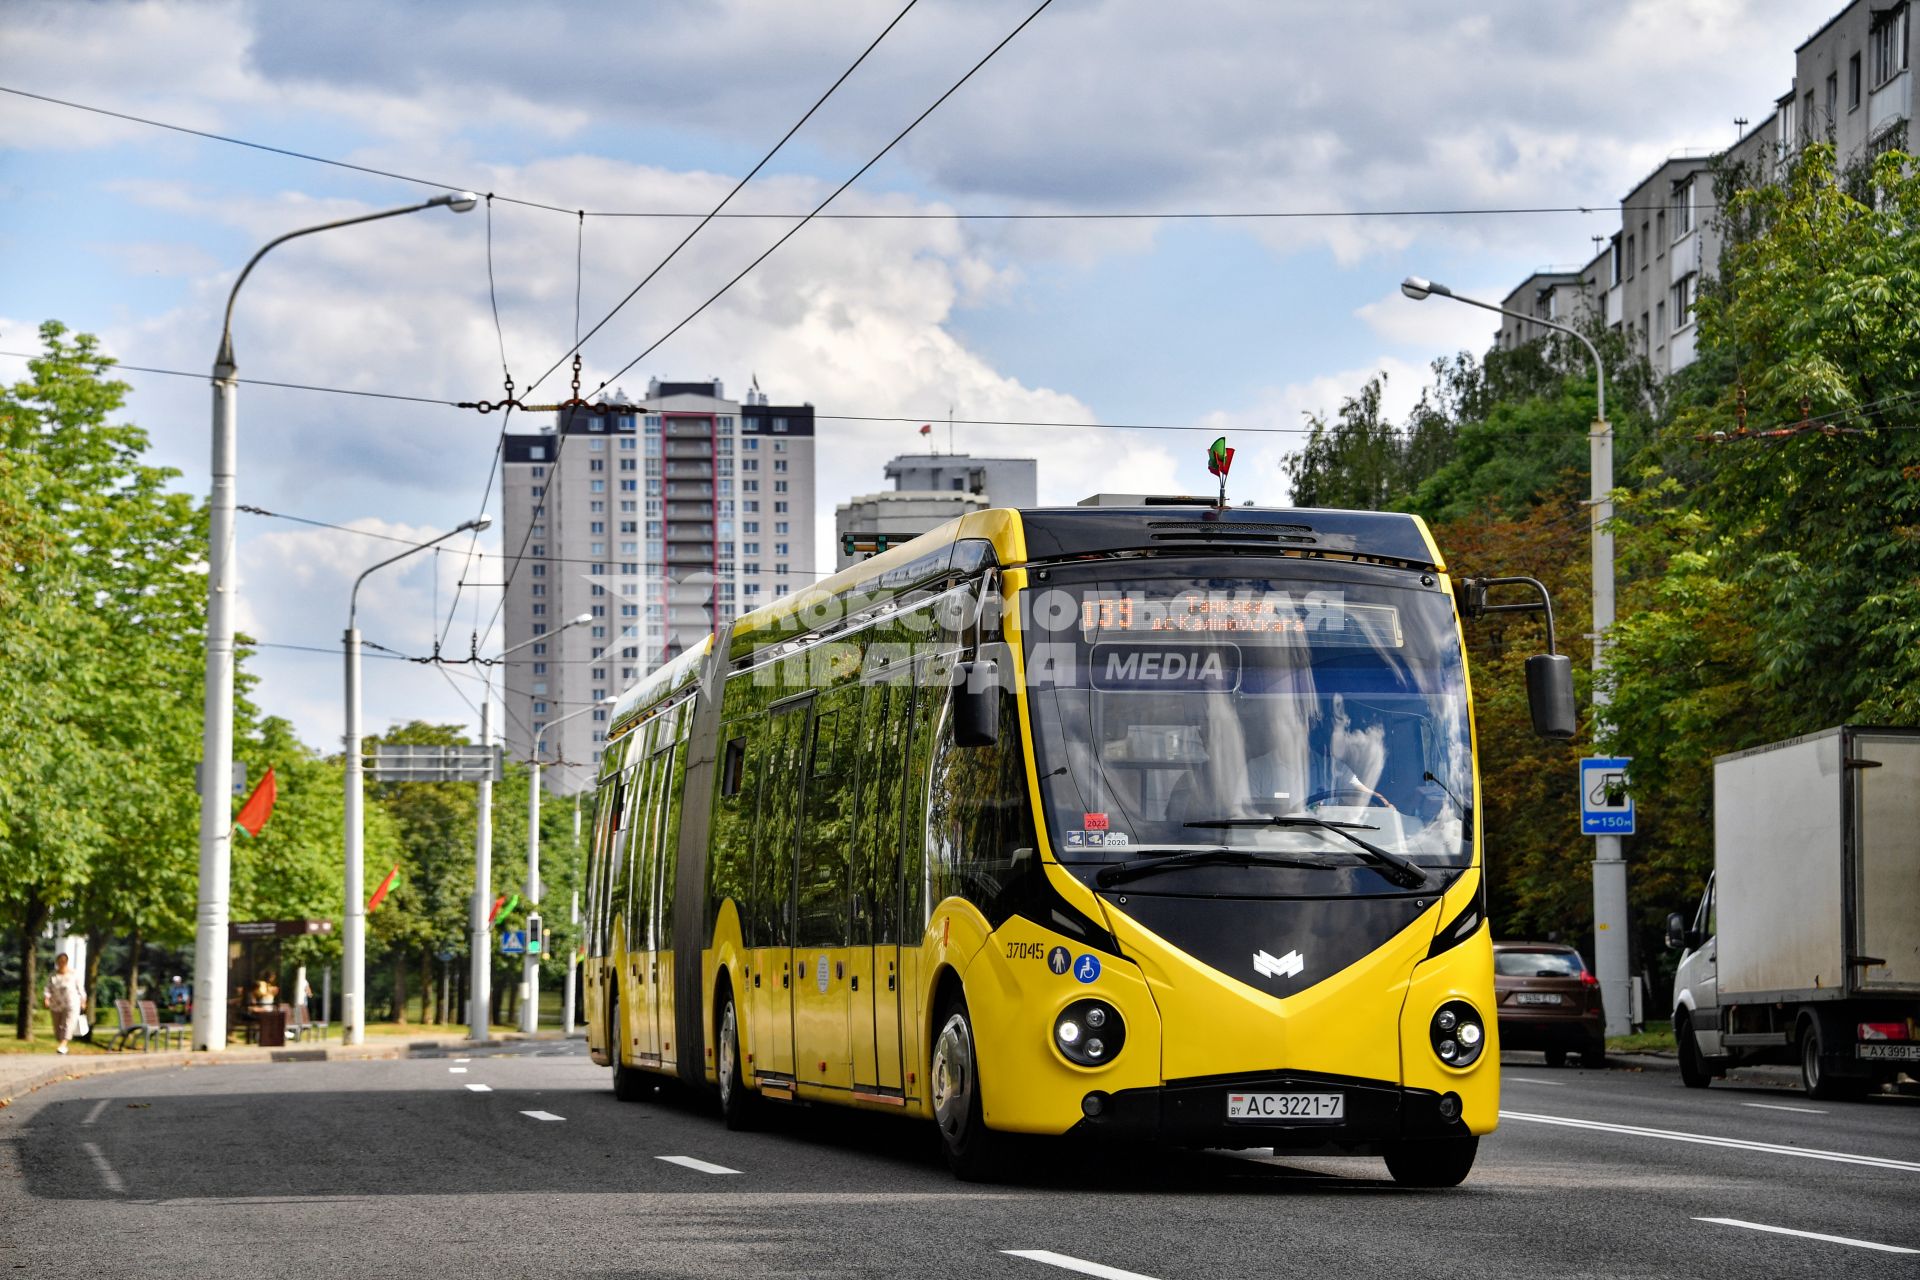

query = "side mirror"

[
  {"left": 1665, "top": 912, "right": 1688, "bottom": 951},
  {"left": 1525, "top": 653, "right": 1577, "bottom": 739},
  {"left": 952, "top": 659, "right": 1001, "bottom": 748}
]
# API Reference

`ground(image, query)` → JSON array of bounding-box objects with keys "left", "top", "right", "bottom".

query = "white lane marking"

[
  {"left": 448, "top": 1067, "right": 468, "bottom": 1074},
  {"left": 454, "top": 1058, "right": 471, "bottom": 1063},
  {"left": 520, "top": 1110, "right": 564, "bottom": 1122},
  {"left": 655, "top": 1155, "right": 741, "bottom": 1175},
  {"left": 1500, "top": 1110, "right": 1920, "bottom": 1171},
  {"left": 80, "top": 1141, "right": 125, "bottom": 1194},
  {"left": 81, "top": 1099, "right": 110, "bottom": 1127},
  {"left": 1696, "top": 1218, "right": 1919, "bottom": 1255},
  {"left": 465, "top": 1083, "right": 492, "bottom": 1093},
  {"left": 1504, "top": 1076, "right": 1566, "bottom": 1087},
  {"left": 1003, "top": 1250, "right": 1164, "bottom": 1280},
  {"left": 1741, "top": 1101, "right": 1826, "bottom": 1115}
]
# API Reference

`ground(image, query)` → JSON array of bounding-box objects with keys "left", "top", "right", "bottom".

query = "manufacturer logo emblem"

[{"left": 1253, "top": 949, "right": 1305, "bottom": 980}]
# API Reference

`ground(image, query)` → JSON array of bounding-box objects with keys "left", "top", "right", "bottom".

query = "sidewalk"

[{"left": 0, "top": 1029, "right": 578, "bottom": 1108}]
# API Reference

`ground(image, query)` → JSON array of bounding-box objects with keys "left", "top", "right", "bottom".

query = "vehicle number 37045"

[{"left": 1226, "top": 1092, "right": 1344, "bottom": 1120}]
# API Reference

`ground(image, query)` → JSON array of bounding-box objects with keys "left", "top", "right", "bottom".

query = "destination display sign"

[{"left": 1079, "top": 593, "right": 1401, "bottom": 648}]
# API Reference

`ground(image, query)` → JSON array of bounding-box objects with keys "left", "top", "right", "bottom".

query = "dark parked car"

[{"left": 1493, "top": 942, "right": 1606, "bottom": 1067}]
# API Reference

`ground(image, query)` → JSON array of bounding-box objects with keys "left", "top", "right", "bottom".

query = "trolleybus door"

[
  {"left": 794, "top": 694, "right": 856, "bottom": 1090},
  {"left": 750, "top": 698, "right": 808, "bottom": 1081},
  {"left": 633, "top": 738, "right": 672, "bottom": 1065}
]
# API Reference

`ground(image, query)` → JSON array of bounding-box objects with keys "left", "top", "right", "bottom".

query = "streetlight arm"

[
  {"left": 215, "top": 193, "right": 476, "bottom": 375},
  {"left": 531, "top": 695, "right": 617, "bottom": 761},
  {"left": 1411, "top": 288, "right": 1605, "bottom": 423},
  {"left": 348, "top": 516, "right": 490, "bottom": 629}
]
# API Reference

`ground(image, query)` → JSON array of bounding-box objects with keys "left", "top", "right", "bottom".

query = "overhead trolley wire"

[{"left": 0, "top": 83, "right": 1688, "bottom": 223}]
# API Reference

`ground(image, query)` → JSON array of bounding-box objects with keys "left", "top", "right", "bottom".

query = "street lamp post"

[
  {"left": 1401, "top": 276, "right": 1631, "bottom": 1038},
  {"left": 343, "top": 514, "right": 491, "bottom": 1046},
  {"left": 470, "top": 613, "right": 594, "bottom": 1042},
  {"left": 525, "top": 695, "right": 617, "bottom": 1034},
  {"left": 193, "top": 191, "right": 477, "bottom": 1054}
]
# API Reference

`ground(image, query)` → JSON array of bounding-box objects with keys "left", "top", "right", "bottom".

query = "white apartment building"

[{"left": 499, "top": 378, "right": 817, "bottom": 793}]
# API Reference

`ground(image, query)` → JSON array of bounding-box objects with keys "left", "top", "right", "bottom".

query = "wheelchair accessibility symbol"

[{"left": 1074, "top": 954, "right": 1101, "bottom": 984}]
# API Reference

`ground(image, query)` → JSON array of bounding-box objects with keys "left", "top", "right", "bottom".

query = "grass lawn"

[{"left": 1607, "top": 1019, "right": 1676, "bottom": 1053}]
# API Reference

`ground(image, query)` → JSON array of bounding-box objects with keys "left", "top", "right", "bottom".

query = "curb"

[{"left": 0, "top": 1030, "right": 579, "bottom": 1108}]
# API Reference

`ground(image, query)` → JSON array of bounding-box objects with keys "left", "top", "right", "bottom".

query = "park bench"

[
  {"left": 138, "top": 1000, "right": 188, "bottom": 1052},
  {"left": 109, "top": 1000, "right": 154, "bottom": 1051},
  {"left": 288, "top": 1003, "right": 329, "bottom": 1043}
]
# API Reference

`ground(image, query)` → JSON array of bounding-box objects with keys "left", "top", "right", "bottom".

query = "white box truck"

[{"left": 1667, "top": 726, "right": 1920, "bottom": 1099}]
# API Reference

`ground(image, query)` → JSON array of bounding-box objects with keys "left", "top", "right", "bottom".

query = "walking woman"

[{"left": 43, "top": 952, "right": 87, "bottom": 1055}]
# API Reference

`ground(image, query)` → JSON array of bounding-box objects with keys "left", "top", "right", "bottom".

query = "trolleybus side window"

[
  {"left": 753, "top": 701, "right": 809, "bottom": 948},
  {"left": 660, "top": 718, "right": 687, "bottom": 940},
  {"left": 610, "top": 764, "right": 641, "bottom": 952},
  {"left": 900, "top": 659, "right": 943, "bottom": 936},
  {"left": 586, "top": 769, "right": 622, "bottom": 956},
  {"left": 709, "top": 725, "right": 757, "bottom": 933},
  {"left": 853, "top": 674, "right": 912, "bottom": 945},
  {"left": 796, "top": 696, "right": 856, "bottom": 947},
  {"left": 927, "top": 679, "right": 1034, "bottom": 921}
]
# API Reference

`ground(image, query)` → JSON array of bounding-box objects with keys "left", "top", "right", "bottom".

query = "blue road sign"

[
  {"left": 1580, "top": 757, "right": 1634, "bottom": 835},
  {"left": 500, "top": 929, "right": 527, "bottom": 955}
]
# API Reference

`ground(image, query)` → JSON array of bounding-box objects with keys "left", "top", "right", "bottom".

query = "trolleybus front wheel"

[
  {"left": 931, "top": 994, "right": 1005, "bottom": 1181},
  {"left": 717, "top": 988, "right": 759, "bottom": 1131},
  {"left": 1383, "top": 1135, "right": 1478, "bottom": 1188}
]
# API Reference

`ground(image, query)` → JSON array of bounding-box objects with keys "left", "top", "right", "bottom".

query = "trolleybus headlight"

[
  {"left": 1054, "top": 1000, "right": 1124, "bottom": 1067},
  {"left": 1430, "top": 1001, "right": 1484, "bottom": 1068}
]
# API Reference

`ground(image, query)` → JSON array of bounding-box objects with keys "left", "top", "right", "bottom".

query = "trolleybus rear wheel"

[
  {"left": 611, "top": 999, "right": 647, "bottom": 1102},
  {"left": 1383, "top": 1135, "right": 1478, "bottom": 1188},
  {"left": 931, "top": 994, "right": 1004, "bottom": 1181}
]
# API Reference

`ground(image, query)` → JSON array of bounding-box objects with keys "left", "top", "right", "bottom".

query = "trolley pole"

[{"left": 470, "top": 698, "right": 493, "bottom": 1042}]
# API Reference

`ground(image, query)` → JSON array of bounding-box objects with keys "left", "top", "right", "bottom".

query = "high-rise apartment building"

[
  {"left": 499, "top": 378, "right": 816, "bottom": 793},
  {"left": 1496, "top": 0, "right": 1913, "bottom": 378}
]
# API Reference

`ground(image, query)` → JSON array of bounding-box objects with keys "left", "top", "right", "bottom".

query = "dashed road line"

[
  {"left": 1504, "top": 1076, "right": 1566, "bottom": 1087},
  {"left": 1740, "top": 1101, "right": 1825, "bottom": 1115},
  {"left": 1003, "top": 1249, "right": 1164, "bottom": 1279},
  {"left": 449, "top": 1067, "right": 468, "bottom": 1074},
  {"left": 520, "top": 1110, "right": 564, "bottom": 1122},
  {"left": 81, "top": 1099, "right": 110, "bottom": 1126},
  {"left": 465, "top": 1083, "right": 492, "bottom": 1093},
  {"left": 655, "top": 1155, "right": 741, "bottom": 1175},
  {"left": 1696, "top": 1218, "right": 1918, "bottom": 1254},
  {"left": 1500, "top": 1110, "right": 1920, "bottom": 1171},
  {"left": 80, "top": 1141, "right": 125, "bottom": 1194}
]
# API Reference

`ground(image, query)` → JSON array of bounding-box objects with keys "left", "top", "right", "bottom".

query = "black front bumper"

[{"left": 1070, "top": 1068, "right": 1471, "bottom": 1153}]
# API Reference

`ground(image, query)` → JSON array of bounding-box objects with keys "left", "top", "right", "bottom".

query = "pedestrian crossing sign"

[{"left": 501, "top": 929, "right": 527, "bottom": 954}]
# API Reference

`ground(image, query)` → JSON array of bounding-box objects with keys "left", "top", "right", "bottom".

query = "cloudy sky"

[{"left": 1, "top": 0, "right": 1818, "bottom": 750}]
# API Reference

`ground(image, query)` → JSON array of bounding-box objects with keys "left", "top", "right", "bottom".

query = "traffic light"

[{"left": 526, "top": 912, "right": 544, "bottom": 955}]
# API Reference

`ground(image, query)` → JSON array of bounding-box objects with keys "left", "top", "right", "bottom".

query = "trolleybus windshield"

[{"left": 1021, "top": 564, "right": 1473, "bottom": 880}]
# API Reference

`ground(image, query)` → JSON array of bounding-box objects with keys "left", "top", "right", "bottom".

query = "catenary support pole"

[
  {"left": 193, "top": 362, "right": 237, "bottom": 1053},
  {"left": 522, "top": 756, "right": 541, "bottom": 1034},
  {"left": 342, "top": 625, "right": 366, "bottom": 1045},
  {"left": 470, "top": 697, "right": 493, "bottom": 1043}
]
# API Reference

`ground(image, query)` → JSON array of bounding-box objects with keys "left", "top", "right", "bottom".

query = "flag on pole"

[
  {"left": 919, "top": 423, "right": 932, "bottom": 437},
  {"left": 1206, "top": 436, "right": 1235, "bottom": 478},
  {"left": 488, "top": 892, "right": 519, "bottom": 925},
  {"left": 233, "top": 766, "right": 277, "bottom": 838},
  {"left": 367, "top": 864, "right": 400, "bottom": 913}
]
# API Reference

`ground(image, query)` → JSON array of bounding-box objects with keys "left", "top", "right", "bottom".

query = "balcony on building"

[
  {"left": 664, "top": 439, "right": 712, "bottom": 459},
  {"left": 1871, "top": 67, "right": 1911, "bottom": 137},
  {"left": 665, "top": 481, "right": 715, "bottom": 499},
  {"left": 665, "top": 502, "right": 712, "bottom": 521},
  {"left": 665, "top": 460, "right": 714, "bottom": 480},
  {"left": 664, "top": 419, "right": 715, "bottom": 438}
]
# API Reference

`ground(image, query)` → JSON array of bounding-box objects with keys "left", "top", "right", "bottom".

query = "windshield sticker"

[
  {"left": 1065, "top": 830, "right": 1086, "bottom": 847},
  {"left": 1103, "top": 832, "right": 1129, "bottom": 848},
  {"left": 1083, "top": 813, "right": 1109, "bottom": 830},
  {"left": 1091, "top": 642, "right": 1241, "bottom": 693},
  {"left": 1084, "top": 831, "right": 1106, "bottom": 847}
]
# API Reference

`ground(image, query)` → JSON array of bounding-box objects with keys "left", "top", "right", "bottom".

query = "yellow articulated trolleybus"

[{"left": 583, "top": 500, "right": 1575, "bottom": 1185}]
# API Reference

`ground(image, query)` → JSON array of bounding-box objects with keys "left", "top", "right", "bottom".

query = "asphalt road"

[{"left": 1, "top": 1044, "right": 1914, "bottom": 1279}]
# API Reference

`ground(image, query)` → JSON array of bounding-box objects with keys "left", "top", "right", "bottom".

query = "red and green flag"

[
  {"left": 487, "top": 892, "right": 519, "bottom": 925},
  {"left": 233, "top": 766, "right": 277, "bottom": 838},
  {"left": 367, "top": 865, "right": 400, "bottom": 913},
  {"left": 1206, "top": 436, "right": 1235, "bottom": 478}
]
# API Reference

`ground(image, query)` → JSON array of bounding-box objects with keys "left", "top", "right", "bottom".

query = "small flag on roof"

[
  {"left": 919, "top": 423, "right": 932, "bottom": 436},
  {"left": 1206, "top": 436, "right": 1235, "bottom": 477}
]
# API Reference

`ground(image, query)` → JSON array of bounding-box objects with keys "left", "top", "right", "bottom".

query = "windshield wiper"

[
  {"left": 1095, "top": 847, "right": 1334, "bottom": 888},
  {"left": 1181, "top": 815, "right": 1430, "bottom": 889}
]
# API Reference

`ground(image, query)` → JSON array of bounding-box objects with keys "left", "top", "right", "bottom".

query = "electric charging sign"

[{"left": 1580, "top": 757, "right": 1634, "bottom": 835}]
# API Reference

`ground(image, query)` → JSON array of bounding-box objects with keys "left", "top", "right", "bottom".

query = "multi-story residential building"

[
  {"left": 1497, "top": 0, "right": 1914, "bottom": 379},
  {"left": 832, "top": 451, "right": 1038, "bottom": 570},
  {"left": 499, "top": 378, "right": 816, "bottom": 793}
]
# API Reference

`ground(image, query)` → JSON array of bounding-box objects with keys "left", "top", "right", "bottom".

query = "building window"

[
  {"left": 531, "top": 485, "right": 544, "bottom": 498},
  {"left": 1609, "top": 234, "right": 1622, "bottom": 286},
  {"left": 744, "top": 542, "right": 759, "bottom": 554},
  {"left": 774, "top": 520, "right": 789, "bottom": 534},
  {"left": 531, "top": 584, "right": 546, "bottom": 597},
  {"left": 1827, "top": 71, "right": 1839, "bottom": 125},
  {"left": 1875, "top": 6, "right": 1909, "bottom": 87},
  {"left": 533, "top": 662, "right": 547, "bottom": 675},
  {"left": 591, "top": 501, "right": 605, "bottom": 513},
  {"left": 591, "top": 542, "right": 605, "bottom": 556},
  {"left": 532, "top": 603, "right": 546, "bottom": 616},
  {"left": 620, "top": 437, "right": 636, "bottom": 450},
  {"left": 1776, "top": 96, "right": 1797, "bottom": 159},
  {"left": 1655, "top": 210, "right": 1665, "bottom": 250},
  {"left": 592, "top": 625, "right": 606, "bottom": 638},
  {"left": 589, "top": 438, "right": 605, "bottom": 451},
  {"left": 775, "top": 542, "right": 790, "bottom": 556},
  {"left": 773, "top": 459, "right": 788, "bottom": 472},
  {"left": 1671, "top": 177, "right": 1694, "bottom": 240},
  {"left": 774, "top": 440, "right": 787, "bottom": 451},
  {"left": 590, "top": 521, "right": 605, "bottom": 534},
  {"left": 773, "top": 480, "right": 788, "bottom": 493},
  {"left": 1670, "top": 275, "right": 1695, "bottom": 330},
  {"left": 592, "top": 709, "right": 608, "bottom": 722},
  {"left": 744, "top": 438, "right": 758, "bottom": 451},
  {"left": 1851, "top": 52, "right": 1863, "bottom": 109},
  {"left": 531, "top": 544, "right": 545, "bottom": 557},
  {"left": 529, "top": 445, "right": 546, "bottom": 461},
  {"left": 774, "top": 501, "right": 788, "bottom": 514},
  {"left": 591, "top": 479, "right": 605, "bottom": 493},
  {"left": 623, "top": 479, "right": 639, "bottom": 492},
  {"left": 1624, "top": 234, "right": 1636, "bottom": 278},
  {"left": 533, "top": 641, "right": 547, "bottom": 654},
  {"left": 531, "top": 563, "right": 545, "bottom": 577},
  {"left": 534, "top": 701, "right": 548, "bottom": 715},
  {"left": 531, "top": 465, "right": 546, "bottom": 478},
  {"left": 620, "top": 458, "right": 636, "bottom": 471},
  {"left": 590, "top": 459, "right": 605, "bottom": 472},
  {"left": 1655, "top": 300, "right": 1666, "bottom": 338}
]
